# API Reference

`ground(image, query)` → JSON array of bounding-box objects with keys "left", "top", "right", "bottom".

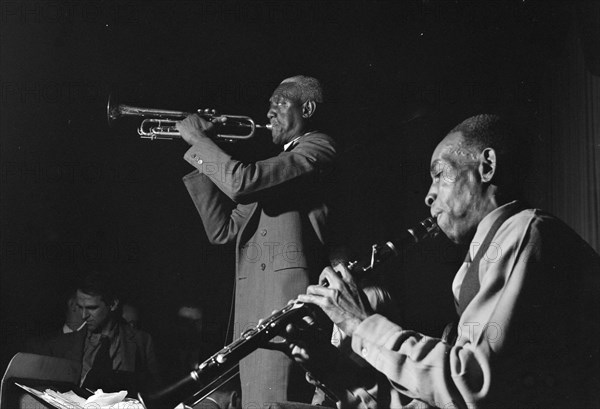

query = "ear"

[
  {"left": 110, "top": 299, "right": 120, "bottom": 312},
  {"left": 302, "top": 100, "right": 316, "bottom": 118},
  {"left": 479, "top": 148, "right": 497, "bottom": 183},
  {"left": 229, "top": 391, "right": 240, "bottom": 409}
]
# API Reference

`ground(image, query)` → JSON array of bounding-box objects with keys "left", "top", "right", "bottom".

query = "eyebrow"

[
  {"left": 430, "top": 159, "right": 442, "bottom": 175},
  {"left": 77, "top": 303, "right": 99, "bottom": 309},
  {"left": 269, "top": 95, "right": 290, "bottom": 102}
]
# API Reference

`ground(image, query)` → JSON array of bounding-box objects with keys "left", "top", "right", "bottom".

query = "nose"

[
  {"left": 267, "top": 104, "right": 276, "bottom": 120},
  {"left": 425, "top": 184, "right": 436, "bottom": 207},
  {"left": 81, "top": 309, "right": 90, "bottom": 320}
]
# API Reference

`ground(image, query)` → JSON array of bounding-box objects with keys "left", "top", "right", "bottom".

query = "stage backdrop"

[{"left": 536, "top": 8, "right": 600, "bottom": 252}]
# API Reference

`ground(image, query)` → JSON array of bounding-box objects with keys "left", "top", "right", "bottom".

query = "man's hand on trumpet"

[
  {"left": 298, "top": 264, "right": 374, "bottom": 337},
  {"left": 176, "top": 109, "right": 226, "bottom": 145}
]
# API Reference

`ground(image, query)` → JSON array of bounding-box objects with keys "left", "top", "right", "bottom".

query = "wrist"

[{"left": 340, "top": 317, "right": 364, "bottom": 337}]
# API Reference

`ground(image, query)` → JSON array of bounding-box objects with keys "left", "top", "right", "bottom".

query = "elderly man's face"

[
  {"left": 267, "top": 83, "right": 307, "bottom": 146},
  {"left": 425, "top": 132, "right": 485, "bottom": 244}
]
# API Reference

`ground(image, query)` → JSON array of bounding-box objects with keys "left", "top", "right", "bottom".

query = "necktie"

[
  {"left": 457, "top": 248, "right": 479, "bottom": 316},
  {"left": 453, "top": 251, "right": 472, "bottom": 314},
  {"left": 457, "top": 202, "right": 526, "bottom": 316},
  {"left": 443, "top": 202, "right": 526, "bottom": 344}
]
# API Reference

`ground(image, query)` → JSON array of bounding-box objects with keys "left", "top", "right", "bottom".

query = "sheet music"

[{"left": 14, "top": 383, "right": 144, "bottom": 409}]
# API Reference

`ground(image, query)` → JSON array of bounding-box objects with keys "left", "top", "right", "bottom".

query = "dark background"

[{"left": 1, "top": 0, "right": 597, "bottom": 374}]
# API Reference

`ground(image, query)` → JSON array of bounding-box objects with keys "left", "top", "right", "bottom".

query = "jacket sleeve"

[
  {"left": 182, "top": 133, "right": 336, "bottom": 204},
  {"left": 311, "top": 284, "right": 404, "bottom": 409},
  {"left": 183, "top": 170, "right": 256, "bottom": 245}
]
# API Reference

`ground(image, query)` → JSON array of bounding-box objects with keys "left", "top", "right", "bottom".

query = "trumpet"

[
  {"left": 139, "top": 217, "right": 438, "bottom": 409},
  {"left": 106, "top": 95, "right": 272, "bottom": 141}
]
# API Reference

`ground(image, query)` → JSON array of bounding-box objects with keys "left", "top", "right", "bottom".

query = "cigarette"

[{"left": 77, "top": 321, "right": 87, "bottom": 331}]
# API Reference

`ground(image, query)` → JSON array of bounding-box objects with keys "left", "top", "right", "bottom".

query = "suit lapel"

[{"left": 236, "top": 202, "right": 260, "bottom": 251}]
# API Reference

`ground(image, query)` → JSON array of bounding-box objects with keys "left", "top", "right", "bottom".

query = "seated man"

[
  {"left": 29, "top": 272, "right": 160, "bottom": 396},
  {"left": 289, "top": 115, "right": 600, "bottom": 408},
  {"left": 121, "top": 301, "right": 141, "bottom": 330},
  {"left": 63, "top": 289, "right": 86, "bottom": 333},
  {"left": 25, "top": 287, "right": 86, "bottom": 353}
]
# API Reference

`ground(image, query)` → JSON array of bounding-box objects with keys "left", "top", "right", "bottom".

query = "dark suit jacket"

[
  {"left": 183, "top": 132, "right": 337, "bottom": 405},
  {"left": 29, "top": 321, "right": 160, "bottom": 395}
]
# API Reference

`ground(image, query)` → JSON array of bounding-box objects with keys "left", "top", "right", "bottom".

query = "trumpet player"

[
  {"left": 279, "top": 115, "right": 600, "bottom": 409},
  {"left": 177, "top": 76, "right": 337, "bottom": 407}
]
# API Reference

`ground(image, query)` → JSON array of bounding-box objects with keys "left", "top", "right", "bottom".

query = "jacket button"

[
  {"left": 260, "top": 229, "right": 267, "bottom": 236},
  {"left": 260, "top": 263, "right": 266, "bottom": 270}
]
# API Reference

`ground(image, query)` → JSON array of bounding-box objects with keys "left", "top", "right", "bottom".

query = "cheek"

[
  {"left": 280, "top": 115, "right": 289, "bottom": 125},
  {"left": 452, "top": 178, "right": 478, "bottom": 213},
  {"left": 438, "top": 180, "right": 471, "bottom": 213}
]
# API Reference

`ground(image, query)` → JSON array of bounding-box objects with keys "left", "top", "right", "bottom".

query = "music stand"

[{"left": 0, "top": 353, "right": 81, "bottom": 409}]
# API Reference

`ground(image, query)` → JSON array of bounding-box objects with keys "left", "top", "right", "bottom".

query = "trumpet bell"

[{"left": 106, "top": 94, "right": 119, "bottom": 126}]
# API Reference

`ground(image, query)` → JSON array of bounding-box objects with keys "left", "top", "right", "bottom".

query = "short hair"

[
  {"left": 76, "top": 271, "right": 118, "bottom": 305},
  {"left": 449, "top": 114, "right": 531, "bottom": 190},
  {"left": 450, "top": 114, "right": 516, "bottom": 155},
  {"left": 280, "top": 75, "right": 324, "bottom": 103}
]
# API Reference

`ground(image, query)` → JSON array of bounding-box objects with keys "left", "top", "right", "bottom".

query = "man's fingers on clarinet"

[
  {"left": 333, "top": 262, "right": 352, "bottom": 281},
  {"left": 297, "top": 293, "right": 325, "bottom": 308},
  {"left": 319, "top": 266, "right": 342, "bottom": 287}
]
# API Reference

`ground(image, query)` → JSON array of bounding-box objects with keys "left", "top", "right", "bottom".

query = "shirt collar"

[
  {"left": 87, "top": 317, "right": 119, "bottom": 340},
  {"left": 284, "top": 136, "right": 301, "bottom": 152},
  {"left": 452, "top": 200, "right": 522, "bottom": 301},
  {"left": 283, "top": 130, "right": 319, "bottom": 152},
  {"left": 468, "top": 200, "right": 521, "bottom": 260}
]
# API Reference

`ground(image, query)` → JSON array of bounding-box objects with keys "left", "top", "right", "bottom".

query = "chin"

[
  {"left": 437, "top": 225, "right": 460, "bottom": 244},
  {"left": 440, "top": 229, "right": 459, "bottom": 244}
]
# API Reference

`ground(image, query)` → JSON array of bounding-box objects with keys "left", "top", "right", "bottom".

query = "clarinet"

[{"left": 138, "top": 217, "right": 438, "bottom": 409}]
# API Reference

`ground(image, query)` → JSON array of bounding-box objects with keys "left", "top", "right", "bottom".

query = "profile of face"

[
  {"left": 267, "top": 82, "right": 310, "bottom": 146},
  {"left": 76, "top": 289, "right": 118, "bottom": 333},
  {"left": 425, "top": 132, "right": 487, "bottom": 244},
  {"left": 66, "top": 294, "right": 85, "bottom": 330},
  {"left": 177, "top": 306, "right": 203, "bottom": 334}
]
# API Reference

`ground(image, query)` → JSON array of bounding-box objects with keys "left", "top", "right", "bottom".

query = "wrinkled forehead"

[{"left": 270, "top": 81, "right": 303, "bottom": 103}]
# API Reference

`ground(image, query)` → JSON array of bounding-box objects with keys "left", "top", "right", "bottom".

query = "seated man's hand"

[
  {"left": 284, "top": 320, "right": 340, "bottom": 376},
  {"left": 176, "top": 114, "right": 214, "bottom": 145},
  {"left": 260, "top": 303, "right": 338, "bottom": 371},
  {"left": 298, "top": 264, "right": 374, "bottom": 337}
]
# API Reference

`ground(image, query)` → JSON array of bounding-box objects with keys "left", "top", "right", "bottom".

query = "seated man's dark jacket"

[{"left": 28, "top": 321, "right": 160, "bottom": 395}]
